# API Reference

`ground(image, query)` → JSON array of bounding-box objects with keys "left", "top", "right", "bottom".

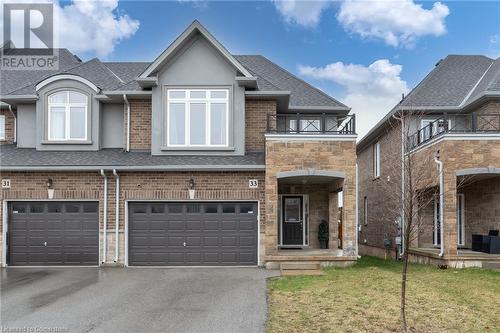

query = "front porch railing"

[
  {"left": 267, "top": 113, "right": 356, "bottom": 135},
  {"left": 408, "top": 113, "right": 500, "bottom": 150}
]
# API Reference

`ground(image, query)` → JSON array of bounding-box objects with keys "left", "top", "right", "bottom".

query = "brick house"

[
  {"left": 357, "top": 55, "right": 500, "bottom": 268},
  {"left": 0, "top": 21, "right": 358, "bottom": 268}
]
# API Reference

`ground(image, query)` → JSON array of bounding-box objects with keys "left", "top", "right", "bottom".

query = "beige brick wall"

[
  {"left": 245, "top": 100, "right": 276, "bottom": 152},
  {"left": 0, "top": 109, "right": 16, "bottom": 144},
  {"left": 265, "top": 139, "right": 357, "bottom": 256},
  {"left": 129, "top": 99, "right": 151, "bottom": 150},
  {"left": 0, "top": 171, "right": 266, "bottom": 265}
]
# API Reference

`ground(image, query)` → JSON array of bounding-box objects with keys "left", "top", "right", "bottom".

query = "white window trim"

[
  {"left": 457, "top": 193, "right": 465, "bottom": 246},
  {"left": 47, "top": 91, "right": 88, "bottom": 141},
  {"left": 0, "top": 115, "right": 5, "bottom": 140},
  {"left": 373, "top": 142, "right": 380, "bottom": 178},
  {"left": 166, "top": 88, "right": 229, "bottom": 147}
]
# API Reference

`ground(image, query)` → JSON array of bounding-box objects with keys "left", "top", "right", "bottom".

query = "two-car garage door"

[{"left": 128, "top": 202, "right": 258, "bottom": 266}]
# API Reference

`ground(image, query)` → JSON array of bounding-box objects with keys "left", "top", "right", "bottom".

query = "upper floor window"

[
  {"left": 167, "top": 89, "right": 228, "bottom": 147},
  {"left": 373, "top": 141, "right": 380, "bottom": 178},
  {"left": 0, "top": 115, "right": 5, "bottom": 140},
  {"left": 48, "top": 91, "right": 88, "bottom": 141}
]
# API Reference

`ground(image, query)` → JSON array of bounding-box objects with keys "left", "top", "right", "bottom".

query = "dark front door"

[
  {"left": 128, "top": 202, "right": 258, "bottom": 266},
  {"left": 8, "top": 201, "right": 99, "bottom": 266},
  {"left": 282, "top": 196, "right": 303, "bottom": 245}
]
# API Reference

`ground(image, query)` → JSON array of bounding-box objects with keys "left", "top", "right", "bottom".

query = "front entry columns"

[
  {"left": 328, "top": 192, "right": 339, "bottom": 249},
  {"left": 265, "top": 175, "right": 279, "bottom": 256},
  {"left": 443, "top": 171, "right": 458, "bottom": 256}
]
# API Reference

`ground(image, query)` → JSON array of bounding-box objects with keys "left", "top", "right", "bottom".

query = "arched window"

[{"left": 48, "top": 91, "right": 88, "bottom": 141}]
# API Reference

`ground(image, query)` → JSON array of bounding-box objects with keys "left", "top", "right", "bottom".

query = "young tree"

[{"left": 376, "top": 109, "right": 470, "bottom": 332}]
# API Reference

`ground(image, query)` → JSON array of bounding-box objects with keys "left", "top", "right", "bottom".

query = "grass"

[{"left": 267, "top": 256, "right": 500, "bottom": 333}]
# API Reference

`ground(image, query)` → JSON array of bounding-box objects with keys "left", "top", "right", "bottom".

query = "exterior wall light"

[
  {"left": 47, "top": 177, "right": 54, "bottom": 199},
  {"left": 188, "top": 178, "right": 196, "bottom": 199}
]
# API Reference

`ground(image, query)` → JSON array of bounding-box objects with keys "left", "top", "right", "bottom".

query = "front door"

[{"left": 282, "top": 196, "right": 303, "bottom": 245}]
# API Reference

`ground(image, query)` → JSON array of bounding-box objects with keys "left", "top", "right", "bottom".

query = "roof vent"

[
  {"left": 73, "top": 54, "right": 82, "bottom": 62},
  {"left": 435, "top": 59, "right": 443, "bottom": 67}
]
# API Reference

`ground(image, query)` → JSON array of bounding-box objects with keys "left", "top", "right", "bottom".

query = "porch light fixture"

[
  {"left": 47, "top": 177, "right": 54, "bottom": 199},
  {"left": 188, "top": 178, "right": 196, "bottom": 199}
]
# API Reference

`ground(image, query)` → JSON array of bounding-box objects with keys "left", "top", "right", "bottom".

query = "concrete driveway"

[{"left": 1, "top": 267, "right": 279, "bottom": 333}]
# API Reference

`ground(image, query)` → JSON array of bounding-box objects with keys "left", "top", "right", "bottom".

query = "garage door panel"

[
  {"left": 129, "top": 202, "right": 257, "bottom": 266},
  {"left": 8, "top": 202, "right": 99, "bottom": 266}
]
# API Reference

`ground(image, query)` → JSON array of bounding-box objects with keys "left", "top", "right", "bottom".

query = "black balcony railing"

[
  {"left": 408, "top": 113, "right": 500, "bottom": 150},
  {"left": 267, "top": 113, "right": 356, "bottom": 135}
]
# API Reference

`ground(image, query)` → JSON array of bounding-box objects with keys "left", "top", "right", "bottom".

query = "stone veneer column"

[
  {"left": 443, "top": 171, "right": 458, "bottom": 256},
  {"left": 342, "top": 175, "right": 357, "bottom": 256},
  {"left": 328, "top": 192, "right": 339, "bottom": 249},
  {"left": 265, "top": 174, "right": 279, "bottom": 255}
]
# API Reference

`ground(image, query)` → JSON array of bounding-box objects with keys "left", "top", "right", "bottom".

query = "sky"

[{"left": 3, "top": 0, "right": 500, "bottom": 138}]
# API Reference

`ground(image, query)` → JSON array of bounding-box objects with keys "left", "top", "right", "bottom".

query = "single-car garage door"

[
  {"left": 8, "top": 201, "right": 99, "bottom": 266},
  {"left": 128, "top": 202, "right": 258, "bottom": 266}
]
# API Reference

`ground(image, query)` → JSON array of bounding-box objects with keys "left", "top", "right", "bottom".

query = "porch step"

[
  {"left": 280, "top": 262, "right": 324, "bottom": 276},
  {"left": 482, "top": 261, "right": 500, "bottom": 270}
]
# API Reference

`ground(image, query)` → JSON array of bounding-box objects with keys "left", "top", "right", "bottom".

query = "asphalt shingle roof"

[
  {"left": 400, "top": 55, "right": 495, "bottom": 107},
  {"left": 0, "top": 145, "right": 264, "bottom": 170},
  {"left": 235, "top": 55, "right": 348, "bottom": 109}
]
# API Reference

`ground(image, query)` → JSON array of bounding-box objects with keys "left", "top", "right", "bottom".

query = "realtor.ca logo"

[{"left": 1, "top": 3, "right": 59, "bottom": 70}]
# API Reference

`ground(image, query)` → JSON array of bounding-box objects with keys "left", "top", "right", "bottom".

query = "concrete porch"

[{"left": 409, "top": 247, "right": 500, "bottom": 268}]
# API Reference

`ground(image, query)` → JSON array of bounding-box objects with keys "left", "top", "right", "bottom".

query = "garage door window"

[
  {"left": 83, "top": 203, "right": 98, "bottom": 213},
  {"left": 205, "top": 204, "right": 218, "bottom": 214},
  {"left": 30, "top": 204, "right": 44, "bottom": 213},
  {"left": 151, "top": 204, "right": 165, "bottom": 214},
  {"left": 66, "top": 203, "right": 80, "bottom": 213},
  {"left": 168, "top": 204, "right": 183, "bottom": 214},
  {"left": 186, "top": 204, "right": 200, "bottom": 214},
  {"left": 133, "top": 204, "right": 147, "bottom": 214},
  {"left": 240, "top": 204, "right": 254, "bottom": 214},
  {"left": 12, "top": 203, "right": 26, "bottom": 213},
  {"left": 48, "top": 203, "right": 62, "bottom": 213},
  {"left": 222, "top": 204, "right": 236, "bottom": 214}
]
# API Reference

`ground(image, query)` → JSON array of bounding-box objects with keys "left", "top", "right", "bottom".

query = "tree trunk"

[{"left": 400, "top": 250, "right": 409, "bottom": 333}]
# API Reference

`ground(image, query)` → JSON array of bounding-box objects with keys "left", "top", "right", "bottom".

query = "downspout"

[
  {"left": 100, "top": 170, "right": 108, "bottom": 264},
  {"left": 124, "top": 94, "right": 130, "bottom": 152},
  {"left": 113, "top": 169, "right": 120, "bottom": 262},
  {"left": 8, "top": 105, "right": 16, "bottom": 143},
  {"left": 434, "top": 152, "right": 444, "bottom": 257},
  {"left": 400, "top": 114, "right": 405, "bottom": 256},
  {"left": 355, "top": 163, "right": 360, "bottom": 258}
]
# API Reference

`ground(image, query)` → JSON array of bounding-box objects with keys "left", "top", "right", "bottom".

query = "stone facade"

[
  {"left": 245, "top": 100, "right": 276, "bottom": 152},
  {"left": 129, "top": 99, "right": 151, "bottom": 150},
  {"left": 265, "top": 139, "right": 357, "bottom": 258},
  {"left": 0, "top": 109, "right": 16, "bottom": 144}
]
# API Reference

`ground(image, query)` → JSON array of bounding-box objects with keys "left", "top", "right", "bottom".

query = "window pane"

[
  {"left": 190, "top": 91, "right": 206, "bottom": 99},
  {"left": 240, "top": 204, "right": 254, "bottom": 214},
  {"left": 169, "top": 90, "right": 185, "bottom": 99},
  {"left": 186, "top": 204, "right": 200, "bottom": 214},
  {"left": 222, "top": 204, "right": 235, "bottom": 214},
  {"left": 168, "top": 204, "right": 183, "bottom": 214},
  {"left": 169, "top": 103, "right": 186, "bottom": 145},
  {"left": 12, "top": 203, "right": 26, "bottom": 213},
  {"left": 210, "top": 103, "right": 226, "bottom": 145},
  {"left": 49, "top": 92, "right": 67, "bottom": 104},
  {"left": 69, "top": 91, "right": 86, "bottom": 103},
  {"left": 66, "top": 203, "right": 80, "bottom": 213},
  {"left": 48, "top": 203, "right": 62, "bottom": 213},
  {"left": 151, "top": 204, "right": 165, "bottom": 214},
  {"left": 83, "top": 203, "right": 98, "bottom": 213},
  {"left": 133, "top": 204, "right": 147, "bottom": 214},
  {"left": 0, "top": 115, "right": 5, "bottom": 139},
  {"left": 210, "top": 90, "right": 227, "bottom": 99},
  {"left": 190, "top": 103, "right": 206, "bottom": 145},
  {"left": 70, "top": 107, "right": 86, "bottom": 139},
  {"left": 50, "top": 107, "right": 66, "bottom": 140},
  {"left": 30, "top": 204, "right": 44, "bottom": 213},
  {"left": 205, "top": 204, "right": 218, "bottom": 213}
]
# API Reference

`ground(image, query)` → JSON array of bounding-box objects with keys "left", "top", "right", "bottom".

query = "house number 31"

[
  {"left": 2, "top": 179, "right": 11, "bottom": 189},
  {"left": 249, "top": 179, "right": 258, "bottom": 189}
]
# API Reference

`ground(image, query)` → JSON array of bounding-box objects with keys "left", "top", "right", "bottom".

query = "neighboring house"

[
  {"left": 357, "top": 55, "right": 500, "bottom": 268},
  {"left": 0, "top": 21, "right": 358, "bottom": 268}
]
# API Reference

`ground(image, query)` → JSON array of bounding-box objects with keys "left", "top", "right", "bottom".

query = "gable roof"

[
  {"left": 139, "top": 20, "right": 253, "bottom": 79},
  {"left": 1, "top": 22, "right": 347, "bottom": 110},
  {"left": 357, "top": 54, "right": 500, "bottom": 152}
]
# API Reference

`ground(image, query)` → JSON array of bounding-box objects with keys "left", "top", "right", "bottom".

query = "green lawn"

[{"left": 267, "top": 256, "right": 500, "bottom": 333}]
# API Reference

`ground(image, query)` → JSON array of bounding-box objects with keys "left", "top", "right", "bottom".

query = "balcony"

[
  {"left": 266, "top": 113, "right": 356, "bottom": 135},
  {"left": 408, "top": 113, "right": 500, "bottom": 150}
]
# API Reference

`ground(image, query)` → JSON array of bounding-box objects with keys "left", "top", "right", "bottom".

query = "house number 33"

[{"left": 249, "top": 179, "right": 258, "bottom": 189}]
